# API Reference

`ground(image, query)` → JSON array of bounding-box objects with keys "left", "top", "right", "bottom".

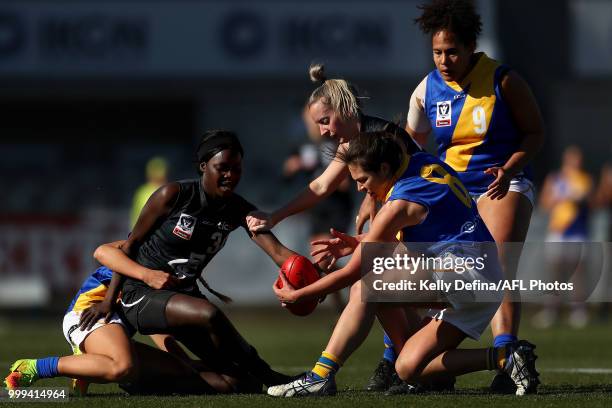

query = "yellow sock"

[{"left": 311, "top": 351, "right": 341, "bottom": 379}]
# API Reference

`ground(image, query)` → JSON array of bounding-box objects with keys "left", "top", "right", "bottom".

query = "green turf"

[{"left": 1, "top": 307, "right": 611, "bottom": 407}]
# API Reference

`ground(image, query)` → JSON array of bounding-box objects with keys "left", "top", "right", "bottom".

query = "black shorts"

[
  {"left": 120, "top": 283, "right": 209, "bottom": 335},
  {"left": 120, "top": 284, "right": 177, "bottom": 335}
]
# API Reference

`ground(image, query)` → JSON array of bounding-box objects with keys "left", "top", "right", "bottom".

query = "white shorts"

[
  {"left": 62, "top": 310, "right": 126, "bottom": 354},
  {"left": 425, "top": 301, "right": 500, "bottom": 340},
  {"left": 426, "top": 250, "right": 503, "bottom": 340},
  {"left": 470, "top": 176, "right": 536, "bottom": 208}
]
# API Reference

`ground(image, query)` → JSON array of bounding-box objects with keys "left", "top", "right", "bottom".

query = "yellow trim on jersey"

[
  {"left": 383, "top": 185, "right": 404, "bottom": 241},
  {"left": 420, "top": 164, "right": 472, "bottom": 208},
  {"left": 381, "top": 153, "right": 411, "bottom": 242},
  {"left": 444, "top": 55, "right": 499, "bottom": 171},
  {"left": 384, "top": 154, "right": 411, "bottom": 203},
  {"left": 72, "top": 284, "right": 107, "bottom": 312}
]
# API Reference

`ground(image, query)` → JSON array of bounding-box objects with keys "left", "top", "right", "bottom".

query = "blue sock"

[
  {"left": 36, "top": 357, "right": 60, "bottom": 379},
  {"left": 493, "top": 334, "right": 517, "bottom": 349},
  {"left": 383, "top": 333, "right": 396, "bottom": 363}
]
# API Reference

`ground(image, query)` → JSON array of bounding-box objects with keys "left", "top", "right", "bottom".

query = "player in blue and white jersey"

[
  {"left": 4, "top": 259, "right": 249, "bottom": 396},
  {"left": 268, "top": 131, "right": 539, "bottom": 397},
  {"left": 396, "top": 0, "right": 546, "bottom": 394}
]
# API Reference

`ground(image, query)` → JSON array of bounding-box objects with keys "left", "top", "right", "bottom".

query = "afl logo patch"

[
  {"left": 436, "top": 101, "right": 451, "bottom": 127},
  {"left": 173, "top": 213, "right": 196, "bottom": 240}
]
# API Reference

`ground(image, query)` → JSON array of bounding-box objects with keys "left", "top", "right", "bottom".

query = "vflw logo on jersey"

[
  {"left": 436, "top": 101, "right": 452, "bottom": 127},
  {"left": 173, "top": 213, "right": 196, "bottom": 240}
]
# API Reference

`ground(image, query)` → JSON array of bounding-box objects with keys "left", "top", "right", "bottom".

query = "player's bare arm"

[
  {"left": 247, "top": 145, "right": 350, "bottom": 232},
  {"left": 122, "top": 182, "right": 181, "bottom": 256},
  {"left": 485, "top": 71, "right": 545, "bottom": 199},
  {"left": 275, "top": 200, "right": 426, "bottom": 303},
  {"left": 249, "top": 230, "right": 298, "bottom": 268}
]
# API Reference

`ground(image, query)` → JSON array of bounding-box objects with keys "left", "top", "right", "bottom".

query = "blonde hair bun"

[{"left": 309, "top": 63, "right": 326, "bottom": 83}]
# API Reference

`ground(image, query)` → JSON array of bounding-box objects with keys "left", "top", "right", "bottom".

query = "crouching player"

[
  {"left": 268, "top": 131, "right": 539, "bottom": 397},
  {"left": 4, "top": 244, "right": 258, "bottom": 396}
]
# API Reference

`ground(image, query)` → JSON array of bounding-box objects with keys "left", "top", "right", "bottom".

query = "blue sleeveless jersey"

[
  {"left": 387, "top": 152, "right": 493, "bottom": 243},
  {"left": 424, "top": 53, "right": 531, "bottom": 195},
  {"left": 66, "top": 266, "right": 113, "bottom": 314}
]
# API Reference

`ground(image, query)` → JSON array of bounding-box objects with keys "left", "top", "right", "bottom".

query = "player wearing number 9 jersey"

[
  {"left": 396, "top": 0, "right": 545, "bottom": 394},
  {"left": 411, "top": 53, "right": 530, "bottom": 196}
]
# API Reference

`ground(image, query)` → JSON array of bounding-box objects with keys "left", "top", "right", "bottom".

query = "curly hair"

[{"left": 415, "top": 0, "right": 482, "bottom": 47}]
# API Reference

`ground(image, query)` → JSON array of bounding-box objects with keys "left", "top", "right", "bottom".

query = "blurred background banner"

[
  {"left": 571, "top": 0, "right": 612, "bottom": 77},
  {"left": 0, "top": 0, "right": 609, "bottom": 309},
  {"left": 0, "top": 0, "right": 433, "bottom": 77}
]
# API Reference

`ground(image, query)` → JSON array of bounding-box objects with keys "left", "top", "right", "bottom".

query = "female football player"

[
  {"left": 267, "top": 131, "right": 539, "bottom": 397},
  {"left": 246, "top": 63, "right": 421, "bottom": 237},
  {"left": 92, "top": 129, "right": 302, "bottom": 388},
  {"left": 5, "top": 129, "right": 302, "bottom": 394},
  {"left": 394, "top": 0, "right": 545, "bottom": 393},
  {"left": 4, "top": 253, "right": 257, "bottom": 395}
]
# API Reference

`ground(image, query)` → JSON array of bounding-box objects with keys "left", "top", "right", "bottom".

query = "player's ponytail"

[{"left": 307, "top": 63, "right": 365, "bottom": 120}]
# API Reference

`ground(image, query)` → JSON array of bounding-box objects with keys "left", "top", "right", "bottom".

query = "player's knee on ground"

[{"left": 395, "top": 355, "right": 423, "bottom": 383}]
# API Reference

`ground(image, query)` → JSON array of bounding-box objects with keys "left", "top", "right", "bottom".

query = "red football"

[{"left": 275, "top": 254, "right": 320, "bottom": 316}]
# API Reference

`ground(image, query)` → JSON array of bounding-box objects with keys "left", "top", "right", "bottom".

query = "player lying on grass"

[
  {"left": 4, "top": 254, "right": 261, "bottom": 396},
  {"left": 268, "top": 131, "right": 540, "bottom": 397}
]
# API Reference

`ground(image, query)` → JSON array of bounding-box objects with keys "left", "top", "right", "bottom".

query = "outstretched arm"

[
  {"left": 274, "top": 200, "right": 427, "bottom": 302},
  {"left": 250, "top": 231, "right": 298, "bottom": 268},
  {"left": 310, "top": 228, "right": 362, "bottom": 269},
  {"left": 246, "top": 145, "right": 350, "bottom": 232}
]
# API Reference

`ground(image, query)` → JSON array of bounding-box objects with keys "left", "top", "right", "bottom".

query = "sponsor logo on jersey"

[
  {"left": 200, "top": 219, "right": 232, "bottom": 231},
  {"left": 217, "top": 221, "right": 232, "bottom": 231},
  {"left": 173, "top": 213, "right": 196, "bottom": 240},
  {"left": 461, "top": 221, "right": 476, "bottom": 234},
  {"left": 436, "top": 101, "right": 452, "bottom": 127}
]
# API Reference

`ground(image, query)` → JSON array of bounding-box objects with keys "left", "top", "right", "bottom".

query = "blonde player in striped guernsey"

[{"left": 389, "top": 0, "right": 545, "bottom": 395}]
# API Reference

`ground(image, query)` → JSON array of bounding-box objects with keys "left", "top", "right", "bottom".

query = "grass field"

[{"left": 1, "top": 306, "right": 611, "bottom": 407}]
